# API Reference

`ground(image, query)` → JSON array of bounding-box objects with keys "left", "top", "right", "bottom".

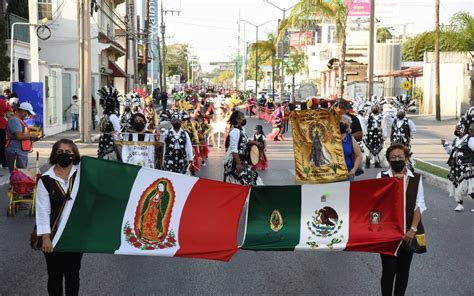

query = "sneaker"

[
  {"left": 201, "top": 161, "right": 207, "bottom": 167},
  {"left": 454, "top": 204, "right": 464, "bottom": 212}
]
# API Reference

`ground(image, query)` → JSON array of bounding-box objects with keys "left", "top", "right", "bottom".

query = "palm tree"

[
  {"left": 280, "top": 0, "right": 348, "bottom": 96},
  {"left": 248, "top": 34, "right": 278, "bottom": 90},
  {"left": 283, "top": 51, "right": 307, "bottom": 101}
]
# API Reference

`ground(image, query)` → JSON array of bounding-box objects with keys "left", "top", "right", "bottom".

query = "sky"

[{"left": 161, "top": 0, "right": 474, "bottom": 72}]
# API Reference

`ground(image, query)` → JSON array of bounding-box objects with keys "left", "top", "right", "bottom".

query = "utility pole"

[
  {"left": 368, "top": 0, "right": 375, "bottom": 98},
  {"left": 236, "top": 13, "right": 240, "bottom": 90},
  {"left": 255, "top": 26, "right": 258, "bottom": 95},
  {"left": 160, "top": 2, "right": 180, "bottom": 93},
  {"left": 28, "top": 0, "right": 40, "bottom": 82},
  {"left": 130, "top": 0, "right": 138, "bottom": 87},
  {"left": 78, "top": 0, "right": 91, "bottom": 143},
  {"left": 435, "top": 0, "right": 441, "bottom": 120},
  {"left": 263, "top": 0, "right": 296, "bottom": 97}
]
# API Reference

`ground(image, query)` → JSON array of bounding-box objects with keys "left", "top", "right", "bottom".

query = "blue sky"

[{"left": 162, "top": 0, "right": 474, "bottom": 72}]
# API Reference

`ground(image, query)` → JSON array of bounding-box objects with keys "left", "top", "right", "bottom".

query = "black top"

[{"left": 349, "top": 114, "right": 362, "bottom": 135}]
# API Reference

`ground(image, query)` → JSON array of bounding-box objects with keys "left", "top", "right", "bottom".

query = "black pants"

[
  {"left": 0, "top": 128, "right": 7, "bottom": 167},
  {"left": 44, "top": 252, "right": 83, "bottom": 296},
  {"left": 380, "top": 244, "right": 414, "bottom": 296}
]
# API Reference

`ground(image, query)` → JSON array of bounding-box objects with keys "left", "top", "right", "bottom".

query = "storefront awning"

[{"left": 375, "top": 66, "right": 423, "bottom": 78}]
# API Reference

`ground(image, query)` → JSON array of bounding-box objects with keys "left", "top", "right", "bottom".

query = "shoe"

[
  {"left": 375, "top": 162, "right": 382, "bottom": 168},
  {"left": 202, "top": 162, "right": 207, "bottom": 167},
  {"left": 454, "top": 204, "right": 464, "bottom": 212},
  {"left": 365, "top": 159, "right": 371, "bottom": 169}
]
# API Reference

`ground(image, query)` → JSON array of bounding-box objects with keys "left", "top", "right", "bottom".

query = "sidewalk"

[{"left": 410, "top": 115, "right": 459, "bottom": 169}]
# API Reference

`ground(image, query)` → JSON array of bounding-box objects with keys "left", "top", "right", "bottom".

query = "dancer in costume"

[
  {"left": 223, "top": 110, "right": 260, "bottom": 185},
  {"left": 97, "top": 86, "right": 121, "bottom": 160},
  {"left": 160, "top": 110, "right": 193, "bottom": 174},
  {"left": 386, "top": 95, "right": 417, "bottom": 169},
  {"left": 268, "top": 103, "right": 285, "bottom": 141},
  {"left": 442, "top": 111, "right": 474, "bottom": 211},
  {"left": 195, "top": 111, "right": 211, "bottom": 167},
  {"left": 182, "top": 114, "right": 201, "bottom": 175},
  {"left": 252, "top": 125, "right": 268, "bottom": 171},
  {"left": 361, "top": 97, "right": 387, "bottom": 168},
  {"left": 120, "top": 94, "right": 133, "bottom": 132}
]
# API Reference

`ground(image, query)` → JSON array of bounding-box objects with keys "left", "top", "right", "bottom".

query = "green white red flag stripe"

[
  {"left": 241, "top": 178, "right": 405, "bottom": 256},
  {"left": 53, "top": 157, "right": 249, "bottom": 262}
]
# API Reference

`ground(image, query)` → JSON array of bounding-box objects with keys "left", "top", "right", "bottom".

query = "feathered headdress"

[
  {"left": 352, "top": 96, "right": 370, "bottom": 113},
  {"left": 98, "top": 86, "right": 121, "bottom": 114},
  {"left": 368, "top": 96, "right": 387, "bottom": 108},
  {"left": 133, "top": 89, "right": 148, "bottom": 99},
  {"left": 455, "top": 115, "right": 467, "bottom": 135},
  {"left": 160, "top": 109, "right": 189, "bottom": 122},
  {"left": 392, "top": 95, "right": 417, "bottom": 113},
  {"left": 464, "top": 106, "right": 474, "bottom": 127},
  {"left": 122, "top": 92, "right": 142, "bottom": 108}
]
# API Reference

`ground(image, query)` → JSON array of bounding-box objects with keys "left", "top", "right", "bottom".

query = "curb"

[{"left": 414, "top": 158, "right": 450, "bottom": 191}]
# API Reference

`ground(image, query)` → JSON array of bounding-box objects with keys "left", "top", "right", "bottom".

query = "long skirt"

[{"left": 223, "top": 151, "right": 258, "bottom": 185}]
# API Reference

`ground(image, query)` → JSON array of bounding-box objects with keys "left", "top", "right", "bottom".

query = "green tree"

[
  {"left": 402, "top": 11, "right": 474, "bottom": 61},
  {"left": 246, "top": 34, "right": 277, "bottom": 86},
  {"left": 212, "top": 70, "right": 234, "bottom": 88},
  {"left": 166, "top": 43, "right": 190, "bottom": 82},
  {"left": 283, "top": 0, "right": 348, "bottom": 96},
  {"left": 282, "top": 51, "right": 307, "bottom": 101},
  {"left": 377, "top": 27, "right": 393, "bottom": 43}
]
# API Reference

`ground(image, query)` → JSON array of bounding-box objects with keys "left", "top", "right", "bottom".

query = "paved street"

[{"left": 0, "top": 117, "right": 473, "bottom": 295}]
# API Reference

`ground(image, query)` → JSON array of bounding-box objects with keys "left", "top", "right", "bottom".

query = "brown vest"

[
  {"left": 381, "top": 172, "right": 424, "bottom": 234},
  {"left": 41, "top": 172, "right": 77, "bottom": 237}
]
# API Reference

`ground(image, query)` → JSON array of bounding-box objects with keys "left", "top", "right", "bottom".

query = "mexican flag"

[
  {"left": 53, "top": 157, "right": 249, "bottom": 262},
  {"left": 241, "top": 178, "right": 405, "bottom": 256}
]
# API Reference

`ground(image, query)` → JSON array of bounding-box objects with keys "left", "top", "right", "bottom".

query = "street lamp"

[
  {"left": 239, "top": 19, "right": 277, "bottom": 95},
  {"left": 263, "top": 0, "right": 296, "bottom": 97}
]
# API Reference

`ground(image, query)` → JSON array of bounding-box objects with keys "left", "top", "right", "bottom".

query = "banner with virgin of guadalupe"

[
  {"left": 290, "top": 110, "right": 348, "bottom": 183},
  {"left": 116, "top": 133, "right": 163, "bottom": 169}
]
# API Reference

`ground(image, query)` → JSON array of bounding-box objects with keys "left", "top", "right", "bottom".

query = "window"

[
  {"left": 62, "top": 73, "right": 72, "bottom": 123},
  {"left": 328, "top": 26, "right": 337, "bottom": 44},
  {"left": 38, "top": 0, "right": 52, "bottom": 20}
]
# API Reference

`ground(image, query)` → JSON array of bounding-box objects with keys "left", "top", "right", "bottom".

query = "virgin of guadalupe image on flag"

[{"left": 290, "top": 110, "right": 348, "bottom": 183}]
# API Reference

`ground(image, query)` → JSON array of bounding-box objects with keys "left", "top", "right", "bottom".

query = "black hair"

[
  {"left": 228, "top": 110, "right": 244, "bottom": 126},
  {"left": 131, "top": 112, "right": 146, "bottom": 122},
  {"left": 255, "top": 124, "right": 265, "bottom": 136},
  {"left": 49, "top": 139, "right": 81, "bottom": 165}
]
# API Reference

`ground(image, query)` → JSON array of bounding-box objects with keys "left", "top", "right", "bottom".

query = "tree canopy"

[
  {"left": 166, "top": 43, "right": 190, "bottom": 82},
  {"left": 376, "top": 27, "right": 393, "bottom": 43},
  {"left": 402, "top": 11, "right": 474, "bottom": 61}
]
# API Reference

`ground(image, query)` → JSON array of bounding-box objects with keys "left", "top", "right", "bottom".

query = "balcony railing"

[{"left": 4, "top": 13, "right": 30, "bottom": 43}]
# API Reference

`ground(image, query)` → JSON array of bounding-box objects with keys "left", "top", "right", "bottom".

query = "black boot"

[{"left": 365, "top": 158, "right": 371, "bottom": 169}]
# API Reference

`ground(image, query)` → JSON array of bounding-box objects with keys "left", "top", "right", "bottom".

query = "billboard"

[
  {"left": 345, "top": 0, "right": 370, "bottom": 17},
  {"left": 289, "top": 32, "right": 314, "bottom": 50}
]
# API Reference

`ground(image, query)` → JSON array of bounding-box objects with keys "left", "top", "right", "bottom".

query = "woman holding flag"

[
  {"left": 35, "top": 139, "right": 82, "bottom": 296},
  {"left": 377, "top": 144, "right": 426, "bottom": 296}
]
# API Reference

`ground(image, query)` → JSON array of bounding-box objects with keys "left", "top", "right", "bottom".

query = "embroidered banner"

[{"left": 290, "top": 110, "right": 347, "bottom": 183}]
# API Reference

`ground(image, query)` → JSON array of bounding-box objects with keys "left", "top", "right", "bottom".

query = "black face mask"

[
  {"left": 172, "top": 123, "right": 182, "bottom": 130},
  {"left": 390, "top": 160, "right": 406, "bottom": 173},
  {"left": 340, "top": 123, "right": 348, "bottom": 134},
  {"left": 133, "top": 122, "right": 145, "bottom": 131},
  {"left": 454, "top": 130, "right": 461, "bottom": 137},
  {"left": 372, "top": 110, "right": 380, "bottom": 115},
  {"left": 397, "top": 113, "right": 405, "bottom": 120},
  {"left": 241, "top": 119, "right": 247, "bottom": 126},
  {"left": 55, "top": 153, "right": 74, "bottom": 168}
]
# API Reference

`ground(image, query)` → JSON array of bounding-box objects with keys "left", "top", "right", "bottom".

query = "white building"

[{"left": 6, "top": 0, "right": 128, "bottom": 136}]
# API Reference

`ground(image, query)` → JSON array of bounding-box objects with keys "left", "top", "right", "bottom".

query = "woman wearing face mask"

[
  {"left": 223, "top": 110, "right": 261, "bottom": 185},
  {"left": 340, "top": 115, "right": 362, "bottom": 181},
  {"left": 35, "top": 139, "right": 82, "bottom": 296},
  {"left": 376, "top": 144, "right": 427, "bottom": 296}
]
